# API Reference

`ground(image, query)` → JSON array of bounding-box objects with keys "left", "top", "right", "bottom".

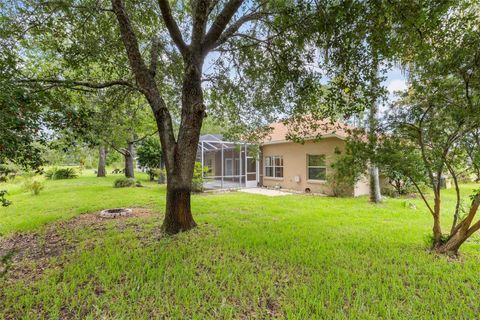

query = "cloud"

[{"left": 387, "top": 79, "right": 408, "bottom": 94}]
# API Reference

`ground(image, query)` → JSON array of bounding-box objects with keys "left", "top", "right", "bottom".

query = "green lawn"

[{"left": 1, "top": 173, "right": 480, "bottom": 319}]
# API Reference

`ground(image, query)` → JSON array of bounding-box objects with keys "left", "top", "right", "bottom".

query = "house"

[
  {"left": 197, "top": 120, "right": 371, "bottom": 196},
  {"left": 259, "top": 121, "right": 370, "bottom": 196}
]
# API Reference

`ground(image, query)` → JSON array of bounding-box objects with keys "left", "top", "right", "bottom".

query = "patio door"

[
  {"left": 225, "top": 158, "right": 233, "bottom": 176},
  {"left": 245, "top": 156, "right": 258, "bottom": 188}
]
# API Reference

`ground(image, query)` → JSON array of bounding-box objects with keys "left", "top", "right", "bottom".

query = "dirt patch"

[{"left": 0, "top": 208, "right": 154, "bottom": 282}]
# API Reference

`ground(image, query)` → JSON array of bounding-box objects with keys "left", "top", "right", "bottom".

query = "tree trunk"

[
  {"left": 370, "top": 166, "right": 382, "bottom": 203},
  {"left": 97, "top": 145, "right": 107, "bottom": 177},
  {"left": 436, "top": 233, "right": 465, "bottom": 256},
  {"left": 162, "top": 58, "right": 204, "bottom": 233},
  {"left": 437, "top": 193, "right": 480, "bottom": 255},
  {"left": 432, "top": 192, "right": 442, "bottom": 248},
  {"left": 368, "top": 49, "right": 382, "bottom": 204},
  {"left": 162, "top": 181, "right": 197, "bottom": 234},
  {"left": 124, "top": 141, "right": 135, "bottom": 178}
]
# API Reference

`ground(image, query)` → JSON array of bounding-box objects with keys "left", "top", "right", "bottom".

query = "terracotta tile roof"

[{"left": 261, "top": 119, "right": 355, "bottom": 144}]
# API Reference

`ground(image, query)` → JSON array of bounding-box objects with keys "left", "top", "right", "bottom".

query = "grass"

[{"left": 1, "top": 172, "right": 480, "bottom": 319}]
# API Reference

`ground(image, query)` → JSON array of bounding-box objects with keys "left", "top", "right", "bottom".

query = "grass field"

[{"left": 1, "top": 172, "right": 480, "bottom": 319}]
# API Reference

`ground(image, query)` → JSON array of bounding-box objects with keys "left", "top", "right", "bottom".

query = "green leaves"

[{"left": 0, "top": 190, "right": 11, "bottom": 207}]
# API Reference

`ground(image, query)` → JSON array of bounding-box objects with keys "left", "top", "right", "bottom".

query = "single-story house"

[
  {"left": 197, "top": 120, "right": 371, "bottom": 196},
  {"left": 259, "top": 121, "right": 370, "bottom": 196}
]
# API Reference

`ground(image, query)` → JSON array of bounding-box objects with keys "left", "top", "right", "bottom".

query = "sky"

[{"left": 384, "top": 68, "right": 408, "bottom": 99}]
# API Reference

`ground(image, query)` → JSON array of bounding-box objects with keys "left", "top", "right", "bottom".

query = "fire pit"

[{"left": 99, "top": 208, "right": 133, "bottom": 218}]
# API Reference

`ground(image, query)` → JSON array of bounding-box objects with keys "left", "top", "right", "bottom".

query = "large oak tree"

[{"left": 6, "top": 0, "right": 326, "bottom": 234}]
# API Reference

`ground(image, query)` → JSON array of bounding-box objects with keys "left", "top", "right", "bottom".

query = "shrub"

[
  {"left": 0, "top": 190, "right": 11, "bottom": 207},
  {"left": 192, "top": 162, "right": 209, "bottom": 193},
  {"left": 45, "top": 167, "right": 78, "bottom": 180},
  {"left": 23, "top": 179, "right": 44, "bottom": 195},
  {"left": 152, "top": 168, "right": 167, "bottom": 184},
  {"left": 0, "top": 164, "right": 18, "bottom": 182},
  {"left": 113, "top": 178, "right": 137, "bottom": 188}
]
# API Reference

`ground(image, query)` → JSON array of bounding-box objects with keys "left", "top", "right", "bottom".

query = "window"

[
  {"left": 265, "top": 156, "right": 283, "bottom": 178},
  {"left": 307, "top": 154, "right": 326, "bottom": 181}
]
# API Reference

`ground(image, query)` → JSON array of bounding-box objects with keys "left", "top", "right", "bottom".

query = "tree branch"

[
  {"left": 202, "top": 0, "right": 244, "bottom": 52},
  {"left": 157, "top": 0, "right": 189, "bottom": 56},
  {"left": 111, "top": 0, "right": 151, "bottom": 81},
  {"left": 112, "top": 0, "right": 177, "bottom": 170},
  {"left": 131, "top": 130, "right": 159, "bottom": 144},
  {"left": 18, "top": 78, "right": 138, "bottom": 90},
  {"left": 409, "top": 177, "right": 434, "bottom": 216},
  {"left": 445, "top": 159, "right": 461, "bottom": 233},
  {"left": 213, "top": 11, "right": 266, "bottom": 48},
  {"left": 149, "top": 37, "right": 162, "bottom": 76},
  {"left": 191, "top": 0, "right": 210, "bottom": 51}
]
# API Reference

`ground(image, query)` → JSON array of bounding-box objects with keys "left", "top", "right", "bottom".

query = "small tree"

[
  {"left": 137, "top": 136, "right": 163, "bottom": 181},
  {"left": 388, "top": 0, "right": 480, "bottom": 255},
  {"left": 375, "top": 137, "right": 428, "bottom": 197}
]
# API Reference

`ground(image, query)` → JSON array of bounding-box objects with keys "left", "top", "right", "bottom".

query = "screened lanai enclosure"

[{"left": 197, "top": 134, "right": 259, "bottom": 190}]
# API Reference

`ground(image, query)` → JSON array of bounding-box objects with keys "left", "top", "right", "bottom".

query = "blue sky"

[{"left": 384, "top": 68, "right": 408, "bottom": 99}]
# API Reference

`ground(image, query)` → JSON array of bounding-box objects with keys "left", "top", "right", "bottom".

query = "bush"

[
  {"left": 152, "top": 168, "right": 166, "bottom": 184},
  {"left": 45, "top": 167, "right": 78, "bottom": 180},
  {"left": 192, "top": 162, "right": 209, "bottom": 193},
  {"left": 0, "top": 190, "right": 11, "bottom": 207},
  {"left": 0, "top": 164, "right": 18, "bottom": 182},
  {"left": 113, "top": 178, "right": 137, "bottom": 188},
  {"left": 23, "top": 179, "right": 44, "bottom": 195}
]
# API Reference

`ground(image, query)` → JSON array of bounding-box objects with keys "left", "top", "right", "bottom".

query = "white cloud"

[{"left": 387, "top": 79, "right": 408, "bottom": 94}]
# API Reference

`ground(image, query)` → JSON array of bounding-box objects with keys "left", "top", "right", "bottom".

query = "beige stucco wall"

[
  {"left": 261, "top": 137, "right": 354, "bottom": 195},
  {"left": 354, "top": 175, "right": 370, "bottom": 197}
]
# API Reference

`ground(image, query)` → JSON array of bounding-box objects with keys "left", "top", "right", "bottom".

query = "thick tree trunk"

[
  {"left": 162, "top": 181, "right": 197, "bottom": 234},
  {"left": 97, "top": 145, "right": 107, "bottom": 177},
  {"left": 124, "top": 141, "right": 135, "bottom": 178},
  {"left": 157, "top": 58, "right": 205, "bottom": 234}
]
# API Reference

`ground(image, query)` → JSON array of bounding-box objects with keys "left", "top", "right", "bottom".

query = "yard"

[{"left": 1, "top": 173, "right": 479, "bottom": 319}]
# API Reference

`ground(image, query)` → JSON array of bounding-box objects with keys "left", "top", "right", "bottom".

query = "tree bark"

[
  {"left": 370, "top": 166, "right": 382, "bottom": 203},
  {"left": 432, "top": 192, "right": 442, "bottom": 248},
  {"left": 437, "top": 193, "right": 480, "bottom": 255},
  {"left": 368, "top": 48, "right": 382, "bottom": 204},
  {"left": 162, "top": 182, "right": 197, "bottom": 234},
  {"left": 160, "top": 57, "right": 205, "bottom": 234},
  {"left": 97, "top": 145, "right": 107, "bottom": 177},
  {"left": 124, "top": 141, "right": 135, "bottom": 178}
]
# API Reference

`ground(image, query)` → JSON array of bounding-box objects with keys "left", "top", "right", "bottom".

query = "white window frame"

[
  {"left": 307, "top": 154, "right": 327, "bottom": 181},
  {"left": 265, "top": 155, "right": 284, "bottom": 178}
]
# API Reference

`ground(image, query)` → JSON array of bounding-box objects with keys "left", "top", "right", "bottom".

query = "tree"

[
  {"left": 137, "top": 136, "right": 163, "bottom": 181},
  {"left": 375, "top": 137, "right": 427, "bottom": 196},
  {"left": 97, "top": 145, "right": 108, "bottom": 177},
  {"left": 6, "top": 0, "right": 351, "bottom": 234},
  {"left": 387, "top": 0, "right": 480, "bottom": 255},
  {"left": 57, "top": 90, "right": 157, "bottom": 179}
]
